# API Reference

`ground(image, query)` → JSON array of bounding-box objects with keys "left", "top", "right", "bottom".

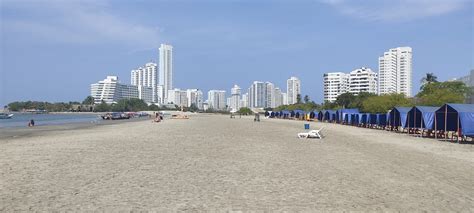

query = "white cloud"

[
  {"left": 2, "top": 0, "right": 160, "bottom": 47},
  {"left": 320, "top": 0, "right": 470, "bottom": 22}
]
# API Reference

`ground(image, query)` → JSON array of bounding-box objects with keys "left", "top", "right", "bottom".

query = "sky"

[{"left": 1, "top": 0, "right": 473, "bottom": 106}]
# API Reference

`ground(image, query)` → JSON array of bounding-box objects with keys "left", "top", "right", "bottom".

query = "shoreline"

[{"left": 0, "top": 117, "right": 150, "bottom": 140}]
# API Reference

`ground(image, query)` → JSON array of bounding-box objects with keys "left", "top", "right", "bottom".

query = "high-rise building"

[
  {"left": 91, "top": 76, "right": 139, "bottom": 104},
  {"left": 281, "top": 92, "right": 288, "bottom": 105},
  {"left": 249, "top": 81, "right": 266, "bottom": 108},
  {"left": 323, "top": 72, "right": 349, "bottom": 102},
  {"left": 241, "top": 93, "right": 249, "bottom": 108},
  {"left": 349, "top": 67, "right": 378, "bottom": 95},
  {"left": 274, "top": 87, "right": 283, "bottom": 107},
  {"left": 167, "top": 88, "right": 187, "bottom": 107},
  {"left": 265, "top": 82, "right": 275, "bottom": 108},
  {"left": 131, "top": 62, "right": 158, "bottom": 102},
  {"left": 186, "top": 89, "right": 204, "bottom": 109},
  {"left": 287, "top": 77, "right": 301, "bottom": 104},
  {"left": 230, "top": 85, "right": 241, "bottom": 112},
  {"left": 207, "top": 90, "right": 226, "bottom": 110},
  {"left": 159, "top": 44, "right": 173, "bottom": 103},
  {"left": 378, "top": 47, "right": 413, "bottom": 97},
  {"left": 137, "top": 86, "right": 154, "bottom": 103}
]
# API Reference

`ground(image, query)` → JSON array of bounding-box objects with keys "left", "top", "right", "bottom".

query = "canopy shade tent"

[
  {"left": 324, "top": 110, "right": 336, "bottom": 121},
  {"left": 309, "top": 111, "right": 318, "bottom": 119},
  {"left": 435, "top": 104, "right": 474, "bottom": 136},
  {"left": 336, "top": 109, "right": 359, "bottom": 123},
  {"left": 270, "top": 111, "right": 279, "bottom": 117},
  {"left": 318, "top": 110, "right": 325, "bottom": 121},
  {"left": 346, "top": 113, "right": 361, "bottom": 125},
  {"left": 359, "top": 113, "right": 370, "bottom": 125},
  {"left": 291, "top": 110, "right": 305, "bottom": 118},
  {"left": 388, "top": 107, "right": 411, "bottom": 128},
  {"left": 407, "top": 106, "right": 438, "bottom": 130},
  {"left": 265, "top": 111, "right": 271, "bottom": 117},
  {"left": 280, "top": 110, "right": 290, "bottom": 118},
  {"left": 369, "top": 114, "right": 378, "bottom": 125},
  {"left": 377, "top": 113, "right": 388, "bottom": 126}
]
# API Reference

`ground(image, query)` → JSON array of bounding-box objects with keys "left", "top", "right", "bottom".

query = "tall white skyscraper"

[
  {"left": 286, "top": 77, "right": 301, "bottom": 104},
  {"left": 207, "top": 90, "right": 226, "bottom": 110},
  {"left": 378, "top": 47, "right": 413, "bottom": 97},
  {"left": 240, "top": 93, "right": 249, "bottom": 108},
  {"left": 130, "top": 62, "right": 158, "bottom": 102},
  {"left": 281, "top": 92, "right": 288, "bottom": 105},
  {"left": 349, "top": 67, "right": 378, "bottom": 95},
  {"left": 159, "top": 44, "right": 173, "bottom": 103},
  {"left": 249, "top": 81, "right": 266, "bottom": 108},
  {"left": 265, "top": 82, "right": 275, "bottom": 108},
  {"left": 230, "top": 85, "right": 241, "bottom": 112}
]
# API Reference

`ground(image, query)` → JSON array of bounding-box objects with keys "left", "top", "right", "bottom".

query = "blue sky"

[{"left": 1, "top": 0, "right": 473, "bottom": 106}]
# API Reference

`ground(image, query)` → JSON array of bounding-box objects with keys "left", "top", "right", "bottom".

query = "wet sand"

[{"left": 0, "top": 114, "right": 473, "bottom": 211}]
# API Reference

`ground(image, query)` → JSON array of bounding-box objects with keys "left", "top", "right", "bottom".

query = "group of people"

[
  {"left": 28, "top": 119, "right": 35, "bottom": 127},
  {"left": 153, "top": 112, "right": 163, "bottom": 123}
]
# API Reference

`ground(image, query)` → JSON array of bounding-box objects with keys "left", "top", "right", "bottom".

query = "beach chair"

[{"left": 298, "top": 127, "right": 324, "bottom": 139}]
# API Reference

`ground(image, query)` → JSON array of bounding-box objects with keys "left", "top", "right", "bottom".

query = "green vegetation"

[
  {"left": 271, "top": 94, "right": 321, "bottom": 112},
  {"left": 415, "top": 81, "right": 470, "bottom": 106},
  {"left": 8, "top": 98, "right": 176, "bottom": 112},
  {"left": 238, "top": 107, "right": 253, "bottom": 115},
  {"left": 94, "top": 100, "right": 110, "bottom": 112},
  {"left": 82, "top": 96, "right": 95, "bottom": 105},
  {"left": 420, "top": 72, "right": 438, "bottom": 90},
  {"left": 8, "top": 101, "right": 77, "bottom": 112},
  {"left": 110, "top": 98, "right": 149, "bottom": 112},
  {"left": 362, "top": 94, "right": 413, "bottom": 113}
]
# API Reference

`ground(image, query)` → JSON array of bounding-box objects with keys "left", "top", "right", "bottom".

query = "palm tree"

[{"left": 420, "top": 73, "right": 438, "bottom": 90}]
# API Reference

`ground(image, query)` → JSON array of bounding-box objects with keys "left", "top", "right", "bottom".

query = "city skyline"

[{"left": 1, "top": 0, "right": 472, "bottom": 107}]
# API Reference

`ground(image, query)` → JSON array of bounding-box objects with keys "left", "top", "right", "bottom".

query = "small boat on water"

[{"left": 0, "top": 113, "right": 14, "bottom": 119}]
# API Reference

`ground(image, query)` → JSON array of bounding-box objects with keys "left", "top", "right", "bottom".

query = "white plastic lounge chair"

[{"left": 298, "top": 127, "right": 324, "bottom": 139}]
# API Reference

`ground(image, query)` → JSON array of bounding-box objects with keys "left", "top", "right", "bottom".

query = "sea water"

[{"left": 0, "top": 113, "right": 101, "bottom": 128}]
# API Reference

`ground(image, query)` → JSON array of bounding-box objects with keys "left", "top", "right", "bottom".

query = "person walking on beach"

[{"left": 28, "top": 119, "right": 35, "bottom": 127}]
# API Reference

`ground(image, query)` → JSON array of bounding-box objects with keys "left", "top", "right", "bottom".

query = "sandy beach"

[{"left": 0, "top": 114, "right": 473, "bottom": 211}]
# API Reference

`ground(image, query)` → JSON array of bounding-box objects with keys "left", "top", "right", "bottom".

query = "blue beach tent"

[
  {"left": 435, "top": 104, "right": 474, "bottom": 136},
  {"left": 265, "top": 111, "right": 271, "bottom": 117},
  {"left": 270, "top": 111, "right": 279, "bottom": 118},
  {"left": 318, "top": 110, "right": 325, "bottom": 121},
  {"left": 291, "top": 110, "right": 305, "bottom": 119},
  {"left": 336, "top": 109, "right": 359, "bottom": 123},
  {"left": 377, "top": 113, "right": 388, "bottom": 126},
  {"left": 407, "top": 106, "right": 438, "bottom": 129},
  {"left": 369, "top": 114, "right": 378, "bottom": 125},
  {"left": 324, "top": 110, "right": 336, "bottom": 122},
  {"left": 309, "top": 110, "right": 318, "bottom": 119},
  {"left": 388, "top": 107, "right": 411, "bottom": 128},
  {"left": 359, "top": 113, "right": 370, "bottom": 125},
  {"left": 280, "top": 110, "right": 290, "bottom": 118},
  {"left": 274, "top": 111, "right": 280, "bottom": 117},
  {"left": 349, "top": 114, "right": 359, "bottom": 125}
]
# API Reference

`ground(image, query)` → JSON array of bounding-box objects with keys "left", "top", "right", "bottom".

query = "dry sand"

[{"left": 0, "top": 114, "right": 473, "bottom": 211}]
